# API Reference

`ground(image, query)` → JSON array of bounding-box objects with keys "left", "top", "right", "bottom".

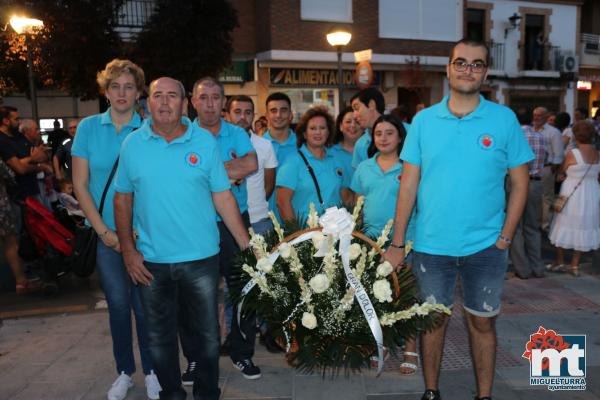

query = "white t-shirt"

[{"left": 247, "top": 133, "right": 278, "bottom": 223}]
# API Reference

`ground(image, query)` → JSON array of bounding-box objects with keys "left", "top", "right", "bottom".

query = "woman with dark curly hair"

[{"left": 276, "top": 106, "right": 349, "bottom": 222}]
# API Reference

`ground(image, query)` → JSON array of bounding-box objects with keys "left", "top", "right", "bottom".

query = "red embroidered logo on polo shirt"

[
  {"left": 478, "top": 134, "right": 495, "bottom": 150},
  {"left": 397, "top": 174, "right": 402, "bottom": 182},
  {"left": 230, "top": 150, "right": 237, "bottom": 159},
  {"left": 185, "top": 152, "right": 201, "bottom": 167}
]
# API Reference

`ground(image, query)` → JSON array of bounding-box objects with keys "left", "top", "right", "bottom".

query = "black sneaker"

[
  {"left": 181, "top": 361, "right": 196, "bottom": 386},
  {"left": 260, "top": 332, "right": 284, "bottom": 353},
  {"left": 421, "top": 389, "right": 441, "bottom": 400},
  {"left": 233, "top": 358, "right": 261, "bottom": 379}
]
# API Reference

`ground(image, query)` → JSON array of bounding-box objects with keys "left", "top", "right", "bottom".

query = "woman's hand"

[{"left": 100, "top": 230, "right": 121, "bottom": 252}]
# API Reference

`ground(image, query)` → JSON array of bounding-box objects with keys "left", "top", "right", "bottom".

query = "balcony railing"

[
  {"left": 582, "top": 33, "right": 600, "bottom": 54},
  {"left": 488, "top": 42, "right": 504, "bottom": 70},
  {"left": 114, "top": 0, "right": 156, "bottom": 28}
]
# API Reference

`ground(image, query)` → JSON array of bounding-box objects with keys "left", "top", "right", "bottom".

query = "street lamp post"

[
  {"left": 9, "top": 16, "right": 44, "bottom": 123},
  {"left": 326, "top": 28, "right": 352, "bottom": 114}
]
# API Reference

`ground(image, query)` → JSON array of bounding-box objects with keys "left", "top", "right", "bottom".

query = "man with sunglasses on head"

[{"left": 385, "top": 39, "right": 533, "bottom": 400}]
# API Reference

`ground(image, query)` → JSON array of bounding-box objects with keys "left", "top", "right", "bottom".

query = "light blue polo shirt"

[
  {"left": 114, "top": 119, "right": 231, "bottom": 263},
  {"left": 71, "top": 108, "right": 142, "bottom": 230},
  {"left": 400, "top": 96, "right": 534, "bottom": 256},
  {"left": 351, "top": 156, "right": 414, "bottom": 240},
  {"left": 263, "top": 129, "right": 297, "bottom": 219},
  {"left": 330, "top": 143, "right": 354, "bottom": 186},
  {"left": 194, "top": 118, "right": 254, "bottom": 216},
  {"left": 276, "top": 144, "right": 348, "bottom": 221},
  {"left": 351, "top": 122, "right": 409, "bottom": 168},
  {"left": 263, "top": 129, "right": 297, "bottom": 163}
]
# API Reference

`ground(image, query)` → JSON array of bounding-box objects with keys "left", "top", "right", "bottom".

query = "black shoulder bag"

[
  {"left": 297, "top": 150, "right": 324, "bottom": 207},
  {"left": 71, "top": 158, "right": 119, "bottom": 277}
]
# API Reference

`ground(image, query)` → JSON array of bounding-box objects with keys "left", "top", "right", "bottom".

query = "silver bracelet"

[{"left": 498, "top": 235, "right": 511, "bottom": 245}]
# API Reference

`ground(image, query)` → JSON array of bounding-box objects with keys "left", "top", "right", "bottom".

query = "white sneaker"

[
  {"left": 145, "top": 370, "right": 162, "bottom": 400},
  {"left": 107, "top": 372, "right": 133, "bottom": 400}
]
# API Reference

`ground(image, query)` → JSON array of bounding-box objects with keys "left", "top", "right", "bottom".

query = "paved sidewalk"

[{"left": 1, "top": 269, "right": 598, "bottom": 400}]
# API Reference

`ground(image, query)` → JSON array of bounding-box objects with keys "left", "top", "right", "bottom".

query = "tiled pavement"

[{"left": 1, "top": 269, "right": 599, "bottom": 400}]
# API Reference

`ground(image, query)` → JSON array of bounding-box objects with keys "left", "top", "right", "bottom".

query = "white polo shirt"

[{"left": 247, "top": 133, "right": 278, "bottom": 223}]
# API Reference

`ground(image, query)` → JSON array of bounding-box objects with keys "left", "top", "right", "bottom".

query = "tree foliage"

[
  {"left": 130, "top": 0, "right": 239, "bottom": 94},
  {"left": 0, "top": 0, "right": 123, "bottom": 99}
]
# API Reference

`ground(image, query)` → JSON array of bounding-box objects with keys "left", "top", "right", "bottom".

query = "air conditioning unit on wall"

[{"left": 557, "top": 51, "right": 579, "bottom": 74}]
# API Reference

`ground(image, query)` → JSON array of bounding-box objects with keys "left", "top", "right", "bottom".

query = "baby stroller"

[{"left": 21, "top": 196, "right": 74, "bottom": 295}]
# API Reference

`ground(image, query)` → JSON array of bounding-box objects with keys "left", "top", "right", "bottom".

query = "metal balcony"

[
  {"left": 582, "top": 33, "right": 600, "bottom": 54},
  {"left": 488, "top": 42, "right": 505, "bottom": 71}
]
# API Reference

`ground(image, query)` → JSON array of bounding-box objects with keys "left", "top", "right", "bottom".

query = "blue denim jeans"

[
  {"left": 96, "top": 240, "right": 153, "bottom": 375},
  {"left": 140, "top": 256, "right": 221, "bottom": 400},
  {"left": 251, "top": 217, "right": 273, "bottom": 236},
  {"left": 180, "top": 213, "right": 255, "bottom": 365},
  {"left": 412, "top": 244, "right": 509, "bottom": 317}
]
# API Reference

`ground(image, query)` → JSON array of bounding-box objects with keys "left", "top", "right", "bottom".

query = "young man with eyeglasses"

[{"left": 385, "top": 39, "right": 533, "bottom": 400}]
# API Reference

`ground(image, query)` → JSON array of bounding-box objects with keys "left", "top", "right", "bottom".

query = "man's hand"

[
  {"left": 384, "top": 246, "right": 405, "bottom": 272},
  {"left": 495, "top": 238, "right": 510, "bottom": 250},
  {"left": 122, "top": 249, "right": 153, "bottom": 285},
  {"left": 30, "top": 145, "right": 49, "bottom": 163}
]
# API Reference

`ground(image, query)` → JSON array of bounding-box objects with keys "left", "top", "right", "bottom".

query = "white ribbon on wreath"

[{"left": 238, "top": 207, "right": 386, "bottom": 375}]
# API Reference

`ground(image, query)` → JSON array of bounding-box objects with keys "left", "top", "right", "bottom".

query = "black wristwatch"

[{"left": 389, "top": 242, "right": 405, "bottom": 249}]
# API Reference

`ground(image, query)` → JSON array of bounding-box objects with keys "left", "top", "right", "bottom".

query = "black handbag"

[{"left": 70, "top": 158, "right": 119, "bottom": 277}]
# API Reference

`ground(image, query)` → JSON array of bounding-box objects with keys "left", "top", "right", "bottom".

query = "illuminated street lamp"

[
  {"left": 327, "top": 27, "right": 352, "bottom": 113},
  {"left": 10, "top": 16, "right": 44, "bottom": 123}
]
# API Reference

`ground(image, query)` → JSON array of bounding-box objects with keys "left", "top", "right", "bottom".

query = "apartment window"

[
  {"left": 524, "top": 14, "right": 545, "bottom": 70},
  {"left": 379, "top": 0, "right": 461, "bottom": 41},
  {"left": 300, "top": 0, "right": 352, "bottom": 23},
  {"left": 466, "top": 9, "right": 485, "bottom": 41}
]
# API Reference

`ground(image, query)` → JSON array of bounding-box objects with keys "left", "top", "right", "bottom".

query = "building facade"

[{"left": 3, "top": 0, "right": 586, "bottom": 124}]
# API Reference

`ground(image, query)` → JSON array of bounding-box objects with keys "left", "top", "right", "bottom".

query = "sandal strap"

[
  {"left": 403, "top": 351, "right": 419, "bottom": 358},
  {"left": 400, "top": 362, "right": 418, "bottom": 369}
]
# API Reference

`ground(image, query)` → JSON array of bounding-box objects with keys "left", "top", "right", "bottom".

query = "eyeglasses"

[{"left": 451, "top": 60, "right": 487, "bottom": 73}]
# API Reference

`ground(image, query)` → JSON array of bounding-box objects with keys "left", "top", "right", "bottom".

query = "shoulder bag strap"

[
  {"left": 564, "top": 162, "right": 592, "bottom": 202},
  {"left": 297, "top": 150, "right": 324, "bottom": 206},
  {"left": 98, "top": 158, "right": 119, "bottom": 216}
]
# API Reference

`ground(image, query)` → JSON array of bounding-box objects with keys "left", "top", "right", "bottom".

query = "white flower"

[
  {"left": 278, "top": 242, "right": 292, "bottom": 258},
  {"left": 376, "top": 261, "right": 393, "bottom": 277},
  {"left": 309, "top": 273, "right": 330, "bottom": 294},
  {"left": 373, "top": 279, "right": 393, "bottom": 303},
  {"left": 349, "top": 243, "right": 362, "bottom": 260},
  {"left": 256, "top": 257, "right": 273, "bottom": 273},
  {"left": 301, "top": 312, "right": 317, "bottom": 329},
  {"left": 312, "top": 232, "right": 325, "bottom": 249}
]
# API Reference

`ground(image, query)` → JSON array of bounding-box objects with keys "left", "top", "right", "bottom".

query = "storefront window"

[{"left": 271, "top": 88, "right": 336, "bottom": 123}]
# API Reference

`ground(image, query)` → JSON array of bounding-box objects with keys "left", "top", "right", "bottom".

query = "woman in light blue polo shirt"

[
  {"left": 276, "top": 106, "right": 348, "bottom": 223},
  {"left": 351, "top": 114, "right": 411, "bottom": 239},
  {"left": 350, "top": 114, "right": 418, "bottom": 375},
  {"left": 330, "top": 106, "right": 363, "bottom": 206},
  {"left": 72, "top": 59, "right": 159, "bottom": 400}
]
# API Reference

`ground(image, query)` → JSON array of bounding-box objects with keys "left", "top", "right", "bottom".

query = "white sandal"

[{"left": 399, "top": 351, "right": 419, "bottom": 376}]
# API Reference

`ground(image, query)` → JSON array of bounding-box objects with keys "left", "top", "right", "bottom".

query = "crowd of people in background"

[{"left": 1, "top": 37, "right": 600, "bottom": 400}]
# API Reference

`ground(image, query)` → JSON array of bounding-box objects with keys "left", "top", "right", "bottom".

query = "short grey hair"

[
  {"left": 192, "top": 76, "right": 224, "bottom": 97},
  {"left": 19, "top": 119, "right": 37, "bottom": 133}
]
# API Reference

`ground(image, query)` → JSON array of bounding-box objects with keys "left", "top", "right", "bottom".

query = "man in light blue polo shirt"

[
  {"left": 385, "top": 39, "right": 532, "bottom": 400},
  {"left": 114, "top": 77, "right": 250, "bottom": 400},
  {"left": 262, "top": 92, "right": 297, "bottom": 220},
  {"left": 350, "top": 87, "right": 384, "bottom": 169},
  {"left": 190, "top": 77, "right": 262, "bottom": 380}
]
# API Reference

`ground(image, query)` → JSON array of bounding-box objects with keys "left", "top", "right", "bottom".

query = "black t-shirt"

[
  {"left": 0, "top": 132, "right": 39, "bottom": 198},
  {"left": 48, "top": 128, "right": 69, "bottom": 156},
  {"left": 55, "top": 138, "right": 73, "bottom": 172}
]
